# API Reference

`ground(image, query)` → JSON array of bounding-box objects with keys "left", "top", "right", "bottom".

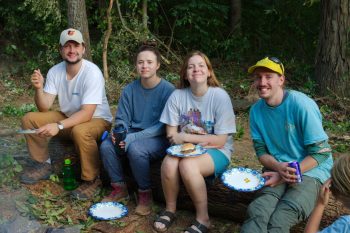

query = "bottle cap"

[{"left": 64, "top": 159, "right": 71, "bottom": 165}]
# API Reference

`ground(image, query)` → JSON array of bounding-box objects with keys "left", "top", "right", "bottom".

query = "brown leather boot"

[
  {"left": 71, "top": 178, "right": 102, "bottom": 200},
  {"left": 135, "top": 189, "right": 152, "bottom": 215},
  {"left": 102, "top": 182, "right": 129, "bottom": 202}
]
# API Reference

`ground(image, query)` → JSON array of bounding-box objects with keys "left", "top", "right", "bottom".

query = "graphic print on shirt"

[{"left": 179, "top": 108, "right": 215, "bottom": 135}]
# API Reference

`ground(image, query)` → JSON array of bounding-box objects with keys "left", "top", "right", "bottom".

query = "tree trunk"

[
  {"left": 142, "top": 0, "right": 148, "bottom": 32},
  {"left": 66, "top": 0, "right": 92, "bottom": 61},
  {"left": 315, "top": 0, "right": 350, "bottom": 97},
  {"left": 229, "top": 0, "right": 241, "bottom": 33}
]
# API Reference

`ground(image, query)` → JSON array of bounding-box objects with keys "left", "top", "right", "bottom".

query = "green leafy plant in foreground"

[
  {"left": 0, "top": 155, "right": 23, "bottom": 188},
  {"left": 0, "top": 104, "right": 37, "bottom": 117},
  {"left": 18, "top": 189, "right": 78, "bottom": 226}
]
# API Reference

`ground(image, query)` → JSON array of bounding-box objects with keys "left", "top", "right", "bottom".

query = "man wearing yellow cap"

[
  {"left": 240, "top": 57, "right": 333, "bottom": 232},
  {"left": 20, "top": 28, "right": 112, "bottom": 200}
]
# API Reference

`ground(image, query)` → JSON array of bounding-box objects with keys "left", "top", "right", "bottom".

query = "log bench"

[{"left": 48, "top": 137, "right": 349, "bottom": 233}]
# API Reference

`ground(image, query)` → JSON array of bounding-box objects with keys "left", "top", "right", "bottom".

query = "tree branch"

[
  {"left": 115, "top": 0, "right": 182, "bottom": 64},
  {"left": 115, "top": 0, "right": 138, "bottom": 37},
  {"left": 102, "top": 0, "right": 113, "bottom": 80}
]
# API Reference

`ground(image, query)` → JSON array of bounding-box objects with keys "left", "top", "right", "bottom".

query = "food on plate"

[
  {"left": 244, "top": 178, "right": 251, "bottom": 183},
  {"left": 181, "top": 143, "right": 196, "bottom": 154},
  {"left": 182, "top": 123, "right": 207, "bottom": 135}
]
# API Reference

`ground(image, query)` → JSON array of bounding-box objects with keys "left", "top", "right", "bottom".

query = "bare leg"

[
  {"left": 154, "top": 155, "right": 180, "bottom": 230},
  {"left": 180, "top": 154, "right": 214, "bottom": 231}
]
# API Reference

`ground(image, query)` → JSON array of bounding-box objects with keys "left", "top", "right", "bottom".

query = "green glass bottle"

[{"left": 62, "top": 158, "right": 77, "bottom": 190}]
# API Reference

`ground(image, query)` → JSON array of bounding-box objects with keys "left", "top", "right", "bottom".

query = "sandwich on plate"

[{"left": 181, "top": 143, "right": 196, "bottom": 154}]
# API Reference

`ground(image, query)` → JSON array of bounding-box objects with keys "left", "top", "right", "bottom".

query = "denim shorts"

[{"left": 207, "top": 148, "right": 230, "bottom": 177}]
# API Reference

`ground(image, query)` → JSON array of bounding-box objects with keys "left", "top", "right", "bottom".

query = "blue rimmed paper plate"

[
  {"left": 166, "top": 144, "right": 207, "bottom": 158},
  {"left": 221, "top": 167, "right": 265, "bottom": 192},
  {"left": 88, "top": 202, "right": 128, "bottom": 220}
]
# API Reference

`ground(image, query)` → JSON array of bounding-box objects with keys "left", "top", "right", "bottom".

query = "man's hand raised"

[{"left": 31, "top": 69, "right": 44, "bottom": 90}]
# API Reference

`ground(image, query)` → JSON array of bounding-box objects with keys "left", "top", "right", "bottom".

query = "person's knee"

[
  {"left": 21, "top": 112, "right": 36, "bottom": 127},
  {"left": 100, "top": 139, "right": 115, "bottom": 157},
  {"left": 161, "top": 157, "right": 178, "bottom": 180},
  {"left": 179, "top": 160, "right": 198, "bottom": 180},
  {"left": 126, "top": 143, "right": 145, "bottom": 162},
  {"left": 246, "top": 200, "right": 265, "bottom": 217},
  {"left": 268, "top": 200, "right": 302, "bottom": 228},
  {"left": 71, "top": 124, "right": 91, "bottom": 141}
]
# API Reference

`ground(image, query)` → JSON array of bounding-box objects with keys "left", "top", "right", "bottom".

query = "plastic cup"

[{"left": 113, "top": 127, "right": 126, "bottom": 154}]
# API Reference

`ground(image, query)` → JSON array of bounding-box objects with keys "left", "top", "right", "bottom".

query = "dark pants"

[{"left": 100, "top": 135, "right": 169, "bottom": 190}]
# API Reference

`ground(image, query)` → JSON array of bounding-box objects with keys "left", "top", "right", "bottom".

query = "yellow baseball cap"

[{"left": 248, "top": 57, "right": 284, "bottom": 75}]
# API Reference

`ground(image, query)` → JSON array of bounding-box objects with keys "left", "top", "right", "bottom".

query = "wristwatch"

[{"left": 57, "top": 122, "right": 64, "bottom": 130}]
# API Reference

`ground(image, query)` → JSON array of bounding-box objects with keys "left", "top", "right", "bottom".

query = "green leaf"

[
  {"left": 52, "top": 207, "right": 66, "bottom": 216},
  {"left": 14, "top": 164, "right": 23, "bottom": 172},
  {"left": 27, "top": 195, "right": 38, "bottom": 204}
]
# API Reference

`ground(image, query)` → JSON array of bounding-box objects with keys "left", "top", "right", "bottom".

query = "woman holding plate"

[{"left": 153, "top": 51, "right": 236, "bottom": 233}]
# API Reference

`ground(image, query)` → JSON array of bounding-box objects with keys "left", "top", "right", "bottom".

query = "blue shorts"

[{"left": 207, "top": 148, "right": 230, "bottom": 177}]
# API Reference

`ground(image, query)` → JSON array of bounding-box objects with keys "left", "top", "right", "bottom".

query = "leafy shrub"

[
  {"left": 0, "top": 155, "right": 23, "bottom": 188},
  {"left": 1, "top": 104, "right": 37, "bottom": 117}
]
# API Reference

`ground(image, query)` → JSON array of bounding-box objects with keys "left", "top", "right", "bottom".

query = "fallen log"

[{"left": 48, "top": 137, "right": 350, "bottom": 232}]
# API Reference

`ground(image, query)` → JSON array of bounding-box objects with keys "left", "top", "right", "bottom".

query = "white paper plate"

[
  {"left": 221, "top": 167, "right": 265, "bottom": 192},
  {"left": 166, "top": 144, "right": 207, "bottom": 158},
  {"left": 88, "top": 202, "right": 128, "bottom": 220},
  {"left": 17, "top": 129, "right": 38, "bottom": 134}
]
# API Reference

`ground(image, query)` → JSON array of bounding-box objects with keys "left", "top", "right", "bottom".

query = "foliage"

[
  {"left": 16, "top": 185, "right": 91, "bottom": 228},
  {"left": 320, "top": 104, "right": 350, "bottom": 153},
  {"left": 234, "top": 113, "right": 248, "bottom": 141},
  {"left": 0, "top": 0, "right": 66, "bottom": 74},
  {"left": 1, "top": 78, "right": 28, "bottom": 96},
  {"left": 0, "top": 155, "right": 23, "bottom": 188},
  {"left": 242, "top": 0, "right": 320, "bottom": 61},
  {"left": 234, "top": 124, "right": 245, "bottom": 141},
  {"left": 167, "top": 0, "right": 230, "bottom": 54},
  {"left": 0, "top": 104, "right": 37, "bottom": 117},
  {"left": 0, "top": 0, "right": 323, "bottom": 92}
]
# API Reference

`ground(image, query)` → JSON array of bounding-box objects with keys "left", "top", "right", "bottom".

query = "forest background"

[
  {"left": 0, "top": 0, "right": 349, "bottom": 232},
  {"left": 1, "top": 0, "right": 349, "bottom": 151}
]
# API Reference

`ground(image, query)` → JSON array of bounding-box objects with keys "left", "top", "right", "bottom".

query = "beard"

[{"left": 64, "top": 57, "right": 82, "bottom": 65}]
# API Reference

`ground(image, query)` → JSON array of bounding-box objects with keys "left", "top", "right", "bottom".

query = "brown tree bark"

[
  {"left": 315, "top": 0, "right": 350, "bottom": 97},
  {"left": 66, "top": 0, "right": 92, "bottom": 61},
  {"left": 142, "top": 0, "right": 148, "bottom": 32}
]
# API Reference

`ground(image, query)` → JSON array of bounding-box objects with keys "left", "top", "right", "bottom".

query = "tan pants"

[{"left": 21, "top": 111, "right": 111, "bottom": 181}]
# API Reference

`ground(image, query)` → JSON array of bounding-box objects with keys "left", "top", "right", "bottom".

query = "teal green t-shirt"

[{"left": 249, "top": 90, "right": 333, "bottom": 183}]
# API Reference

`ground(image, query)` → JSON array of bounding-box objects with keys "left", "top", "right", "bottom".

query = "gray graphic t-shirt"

[{"left": 160, "top": 87, "right": 236, "bottom": 160}]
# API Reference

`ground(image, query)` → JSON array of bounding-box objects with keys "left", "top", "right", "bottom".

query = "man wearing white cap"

[
  {"left": 240, "top": 57, "right": 333, "bottom": 232},
  {"left": 20, "top": 28, "right": 113, "bottom": 200}
]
